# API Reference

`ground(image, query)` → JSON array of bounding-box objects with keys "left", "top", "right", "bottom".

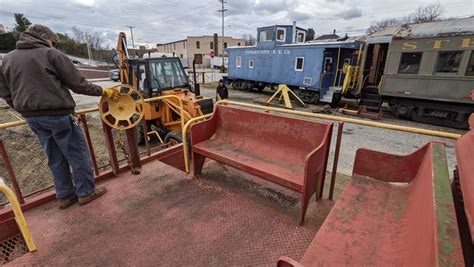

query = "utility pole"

[
  {"left": 126, "top": 26, "right": 136, "bottom": 57},
  {"left": 217, "top": 0, "right": 228, "bottom": 72},
  {"left": 85, "top": 32, "right": 92, "bottom": 62}
]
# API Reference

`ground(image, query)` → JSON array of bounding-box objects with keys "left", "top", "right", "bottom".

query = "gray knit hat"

[{"left": 26, "top": 24, "right": 58, "bottom": 42}]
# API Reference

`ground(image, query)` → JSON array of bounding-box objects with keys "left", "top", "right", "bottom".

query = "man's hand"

[{"left": 102, "top": 87, "right": 120, "bottom": 102}]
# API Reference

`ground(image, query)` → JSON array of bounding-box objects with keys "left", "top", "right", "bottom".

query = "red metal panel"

[
  {"left": 329, "top": 122, "right": 344, "bottom": 200},
  {"left": 79, "top": 114, "right": 100, "bottom": 176},
  {"left": 0, "top": 139, "right": 24, "bottom": 204},
  {"left": 191, "top": 105, "right": 333, "bottom": 224},
  {"left": 0, "top": 218, "right": 20, "bottom": 241},
  {"left": 102, "top": 121, "right": 119, "bottom": 174},
  {"left": 456, "top": 114, "right": 474, "bottom": 244},
  {"left": 125, "top": 128, "right": 141, "bottom": 174},
  {"left": 281, "top": 142, "right": 464, "bottom": 266},
  {"left": 157, "top": 144, "right": 187, "bottom": 172}
]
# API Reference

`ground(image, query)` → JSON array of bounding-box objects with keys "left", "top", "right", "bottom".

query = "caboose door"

[{"left": 321, "top": 56, "right": 335, "bottom": 89}]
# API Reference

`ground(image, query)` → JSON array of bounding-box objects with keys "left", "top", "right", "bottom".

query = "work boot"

[
  {"left": 58, "top": 194, "right": 78, "bottom": 210},
  {"left": 78, "top": 186, "right": 107, "bottom": 206}
]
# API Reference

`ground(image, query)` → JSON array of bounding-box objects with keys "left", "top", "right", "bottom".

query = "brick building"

[{"left": 157, "top": 35, "right": 245, "bottom": 67}]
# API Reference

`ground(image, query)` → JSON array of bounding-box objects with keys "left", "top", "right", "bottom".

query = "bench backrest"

[
  {"left": 403, "top": 142, "right": 463, "bottom": 265},
  {"left": 456, "top": 114, "right": 474, "bottom": 245},
  {"left": 212, "top": 105, "right": 332, "bottom": 163},
  {"left": 353, "top": 142, "right": 463, "bottom": 265}
]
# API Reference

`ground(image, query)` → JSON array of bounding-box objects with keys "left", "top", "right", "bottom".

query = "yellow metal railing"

[
  {"left": 0, "top": 99, "right": 463, "bottom": 176},
  {"left": 0, "top": 178, "right": 36, "bottom": 252},
  {"left": 182, "top": 114, "right": 213, "bottom": 173},
  {"left": 181, "top": 100, "right": 462, "bottom": 173}
]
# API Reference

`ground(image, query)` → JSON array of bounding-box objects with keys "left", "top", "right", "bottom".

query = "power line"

[
  {"left": 126, "top": 26, "right": 136, "bottom": 53},
  {"left": 141, "top": 1, "right": 215, "bottom": 23}
]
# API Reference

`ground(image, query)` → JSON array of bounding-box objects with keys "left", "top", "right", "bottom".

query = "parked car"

[{"left": 109, "top": 69, "right": 120, "bottom": 82}]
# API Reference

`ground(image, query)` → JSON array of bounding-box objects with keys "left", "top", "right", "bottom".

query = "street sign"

[{"left": 210, "top": 51, "right": 215, "bottom": 58}]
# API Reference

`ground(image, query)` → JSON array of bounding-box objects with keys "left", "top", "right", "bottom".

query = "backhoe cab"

[{"left": 114, "top": 32, "right": 213, "bottom": 145}]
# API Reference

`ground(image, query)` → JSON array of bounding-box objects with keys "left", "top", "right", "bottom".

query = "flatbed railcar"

[
  {"left": 226, "top": 24, "right": 362, "bottom": 104},
  {"left": 359, "top": 17, "right": 474, "bottom": 128}
]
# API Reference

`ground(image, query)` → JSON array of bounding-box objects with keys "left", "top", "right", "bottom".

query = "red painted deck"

[{"left": 7, "top": 160, "right": 337, "bottom": 266}]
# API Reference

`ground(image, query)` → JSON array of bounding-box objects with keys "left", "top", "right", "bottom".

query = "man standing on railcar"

[{"left": 0, "top": 24, "right": 119, "bottom": 209}]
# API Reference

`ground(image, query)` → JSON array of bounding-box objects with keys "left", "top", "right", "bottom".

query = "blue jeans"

[{"left": 25, "top": 115, "right": 95, "bottom": 199}]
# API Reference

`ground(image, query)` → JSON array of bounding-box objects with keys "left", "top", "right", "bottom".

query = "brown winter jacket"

[{"left": 0, "top": 31, "right": 103, "bottom": 117}]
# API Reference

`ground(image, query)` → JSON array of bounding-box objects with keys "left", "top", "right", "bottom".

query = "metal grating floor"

[
  {"left": 7, "top": 160, "right": 340, "bottom": 266},
  {"left": 1, "top": 233, "right": 28, "bottom": 264}
]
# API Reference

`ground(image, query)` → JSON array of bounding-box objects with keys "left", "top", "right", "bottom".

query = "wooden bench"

[
  {"left": 191, "top": 105, "right": 333, "bottom": 225},
  {"left": 453, "top": 114, "right": 474, "bottom": 265},
  {"left": 278, "top": 142, "right": 464, "bottom": 266}
]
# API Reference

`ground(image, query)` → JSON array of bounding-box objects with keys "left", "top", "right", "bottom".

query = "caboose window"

[
  {"left": 276, "top": 28, "right": 286, "bottom": 41},
  {"left": 236, "top": 56, "right": 242, "bottom": 68},
  {"left": 465, "top": 52, "right": 474, "bottom": 76},
  {"left": 297, "top": 32, "right": 305, "bottom": 43},
  {"left": 249, "top": 60, "right": 254, "bottom": 69},
  {"left": 435, "top": 51, "right": 463, "bottom": 74},
  {"left": 259, "top": 29, "right": 274, "bottom": 42},
  {"left": 295, "top": 57, "right": 304, "bottom": 71},
  {"left": 398, "top": 52, "right": 422, "bottom": 74}
]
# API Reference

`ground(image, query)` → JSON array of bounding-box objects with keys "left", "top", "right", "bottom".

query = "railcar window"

[
  {"left": 276, "top": 28, "right": 286, "bottom": 41},
  {"left": 398, "top": 52, "right": 422, "bottom": 74},
  {"left": 236, "top": 56, "right": 242, "bottom": 68},
  {"left": 295, "top": 57, "right": 304, "bottom": 71},
  {"left": 297, "top": 32, "right": 305, "bottom": 43},
  {"left": 324, "top": 57, "right": 333, "bottom": 72},
  {"left": 249, "top": 60, "right": 254, "bottom": 69},
  {"left": 259, "top": 29, "right": 274, "bottom": 42},
  {"left": 435, "top": 51, "right": 463, "bottom": 74},
  {"left": 466, "top": 52, "right": 474, "bottom": 76}
]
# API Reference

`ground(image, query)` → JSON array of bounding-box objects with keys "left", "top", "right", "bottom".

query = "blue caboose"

[{"left": 226, "top": 24, "right": 362, "bottom": 104}]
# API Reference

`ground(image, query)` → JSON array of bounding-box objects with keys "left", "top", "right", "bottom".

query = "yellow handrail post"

[
  {"left": 182, "top": 114, "right": 213, "bottom": 173},
  {"left": 0, "top": 177, "right": 36, "bottom": 252}
]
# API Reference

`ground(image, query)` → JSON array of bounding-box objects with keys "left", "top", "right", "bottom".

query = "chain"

[{"left": 117, "top": 130, "right": 129, "bottom": 160}]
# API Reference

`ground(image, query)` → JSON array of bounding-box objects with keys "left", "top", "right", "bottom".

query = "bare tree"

[
  {"left": 242, "top": 34, "right": 256, "bottom": 46},
  {"left": 366, "top": 18, "right": 403, "bottom": 35},
  {"left": 90, "top": 32, "right": 103, "bottom": 49},
  {"left": 409, "top": 2, "right": 445, "bottom": 23},
  {"left": 367, "top": 2, "right": 445, "bottom": 34},
  {"left": 72, "top": 26, "right": 84, "bottom": 43}
]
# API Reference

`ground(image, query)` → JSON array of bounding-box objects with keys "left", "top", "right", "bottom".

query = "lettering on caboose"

[
  {"left": 401, "top": 38, "right": 474, "bottom": 50},
  {"left": 244, "top": 49, "right": 291, "bottom": 55}
]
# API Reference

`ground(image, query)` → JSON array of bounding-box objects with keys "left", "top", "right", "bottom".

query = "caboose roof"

[
  {"left": 280, "top": 39, "right": 361, "bottom": 49},
  {"left": 370, "top": 16, "right": 474, "bottom": 41},
  {"left": 257, "top": 25, "right": 307, "bottom": 32}
]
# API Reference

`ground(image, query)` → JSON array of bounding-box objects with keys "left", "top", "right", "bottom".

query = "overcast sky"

[{"left": 1, "top": 0, "right": 473, "bottom": 48}]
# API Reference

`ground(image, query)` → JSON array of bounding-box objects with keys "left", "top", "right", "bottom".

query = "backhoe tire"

[
  {"left": 164, "top": 131, "right": 183, "bottom": 145},
  {"left": 164, "top": 131, "right": 192, "bottom": 154}
]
